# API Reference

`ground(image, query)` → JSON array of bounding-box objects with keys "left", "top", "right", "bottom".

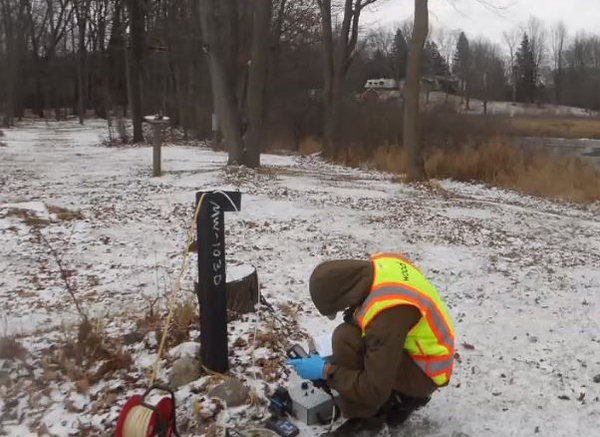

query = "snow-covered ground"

[
  {"left": 426, "top": 92, "right": 600, "bottom": 118},
  {"left": 1, "top": 120, "right": 599, "bottom": 437}
]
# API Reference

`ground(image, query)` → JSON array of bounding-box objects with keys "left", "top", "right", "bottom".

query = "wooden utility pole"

[
  {"left": 145, "top": 116, "right": 169, "bottom": 177},
  {"left": 404, "top": 0, "right": 429, "bottom": 182}
]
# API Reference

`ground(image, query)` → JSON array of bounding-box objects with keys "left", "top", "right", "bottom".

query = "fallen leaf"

[
  {"left": 76, "top": 379, "right": 90, "bottom": 394},
  {"left": 462, "top": 342, "right": 475, "bottom": 351},
  {"left": 0, "top": 337, "right": 28, "bottom": 360}
]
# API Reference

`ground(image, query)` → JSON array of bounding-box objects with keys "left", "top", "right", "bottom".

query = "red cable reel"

[{"left": 115, "top": 386, "right": 180, "bottom": 437}]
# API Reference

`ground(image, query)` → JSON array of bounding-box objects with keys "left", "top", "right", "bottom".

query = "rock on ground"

[{"left": 208, "top": 378, "right": 250, "bottom": 407}]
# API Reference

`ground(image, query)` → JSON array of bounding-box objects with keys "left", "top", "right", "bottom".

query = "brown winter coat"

[{"left": 309, "top": 260, "right": 437, "bottom": 418}]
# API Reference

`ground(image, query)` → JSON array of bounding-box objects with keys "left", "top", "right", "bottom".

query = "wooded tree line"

[
  {"left": 366, "top": 18, "right": 600, "bottom": 112},
  {"left": 1, "top": 2, "right": 599, "bottom": 166}
]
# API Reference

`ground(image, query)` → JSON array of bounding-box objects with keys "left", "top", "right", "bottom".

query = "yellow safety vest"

[{"left": 355, "top": 252, "right": 455, "bottom": 386}]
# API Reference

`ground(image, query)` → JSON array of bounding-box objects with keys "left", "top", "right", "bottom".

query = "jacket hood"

[{"left": 309, "top": 260, "right": 374, "bottom": 316}]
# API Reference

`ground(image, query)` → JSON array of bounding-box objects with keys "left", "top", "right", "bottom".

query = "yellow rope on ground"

[{"left": 149, "top": 194, "right": 206, "bottom": 386}]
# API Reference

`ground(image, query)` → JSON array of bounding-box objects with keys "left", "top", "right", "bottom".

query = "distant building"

[
  {"left": 360, "top": 78, "right": 401, "bottom": 102},
  {"left": 360, "top": 76, "right": 460, "bottom": 103},
  {"left": 365, "top": 78, "right": 399, "bottom": 90},
  {"left": 412, "top": 75, "right": 460, "bottom": 95}
]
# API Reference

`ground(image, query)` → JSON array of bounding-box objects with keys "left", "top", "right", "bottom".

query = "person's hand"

[{"left": 286, "top": 355, "right": 326, "bottom": 381}]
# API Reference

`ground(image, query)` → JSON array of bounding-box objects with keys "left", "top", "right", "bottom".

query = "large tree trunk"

[
  {"left": 326, "top": 67, "right": 344, "bottom": 153},
  {"left": 554, "top": 66, "right": 562, "bottom": 104},
  {"left": 75, "top": 3, "right": 89, "bottom": 125},
  {"left": 319, "top": 0, "right": 369, "bottom": 156},
  {"left": 317, "top": 0, "right": 334, "bottom": 152},
  {"left": 34, "top": 63, "right": 45, "bottom": 118},
  {"left": 199, "top": 0, "right": 244, "bottom": 165},
  {"left": 325, "top": 0, "right": 355, "bottom": 155},
  {"left": 0, "top": 0, "right": 16, "bottom": 126},
  {"left": 246, "top": 0, "right": 272, "bottom": 168},
  {"left": 404, "top": 0, "right": 428, "bottom": 182},
  {"left": 127, "top": 0, "right": 144, "bottom": 143}
]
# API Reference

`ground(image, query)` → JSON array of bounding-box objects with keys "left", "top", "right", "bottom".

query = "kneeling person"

[{"left": 287, "top": 252, "right": 455, "bottom": 436}]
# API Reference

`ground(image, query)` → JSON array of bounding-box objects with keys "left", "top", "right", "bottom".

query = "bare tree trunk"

[
  {"left": 74, "top": 1, "right": 90, "bottom": 124},
  {"left": 127, "top": 0, "right": 144, "bottom": 143},
  {"left": 316, "top": 0, "right": 333, "bottom": 151},
  {"left": 270, "top": 0, "right": 288, "bottom": 77},
  {"left": 465, "top": 84, "right": 471, "bottom": 110},
  {"left": 199, "top": 0, "right": 244, "bottom": 165},
  {"left": 326, "top": 0, "right": 352, "bottom": 156},
  {"left": 124, "top": 40, "right": 133, "bottom": 127},
  {"left": 0, "top": 0, "right": 17, "bottom": 126},
  {"left": 326, "top": 68, "right": 344, "bottom": 153},
  {"left": 404, "top": 0, "right": 428, "bottom": 182},
  {"left": 318, "top": 0, "right": 376, "bottom": 156},
  {"left": 34, "top": 66, "right": 45, "bottom": 118},
  {"left": 246, "top": 0, "right": 272, "bottom": 168}
]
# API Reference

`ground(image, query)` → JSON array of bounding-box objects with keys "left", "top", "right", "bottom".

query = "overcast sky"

[{"left": 364, "top": 0, "right": 600, "bottom": 45}]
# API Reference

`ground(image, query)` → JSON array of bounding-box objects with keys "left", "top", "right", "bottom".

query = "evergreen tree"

[
  {"left": 368, "top": 49, "right": 390, "bottom": 78},
  {"left": 453, "top": 31, "right": 471, "bottom": 87},
  {"left": 515, "top": 33, "right": 537, "bottom": 102},
  {"left": 391, "top": 29, "right": 409, "bottom": 81},
  {"left": 423, "top": 41, "right": 450, "bottom": 76}
]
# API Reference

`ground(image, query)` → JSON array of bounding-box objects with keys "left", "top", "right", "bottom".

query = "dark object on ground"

[
  {"left": 269, "top": 387, "right": 294, "bottom": 417},
  {"left": 385, "top": 392, "right": 431, "bottom": 429},
  {"left": 264, "top": 416, "right": 300, "bottom": 437},
  {"left": 320, "top": 415, "right": 385, "bottom": 437},
  {"left": 194, "top": 266, "right": 258, "bottom": 315},
  {"left": 226, "top": 266, "right": 259, "bottom": 314},
  {"left": 208, "top": 378, "right": 249, "bottom": 407}
]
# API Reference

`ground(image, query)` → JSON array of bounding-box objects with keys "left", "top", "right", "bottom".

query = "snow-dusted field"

[
  {"left": 1, "top": 120, "right": 599, "bottom": 437},
  {"left": 426, "top": 92, "right": 600, "bottom": 118}
]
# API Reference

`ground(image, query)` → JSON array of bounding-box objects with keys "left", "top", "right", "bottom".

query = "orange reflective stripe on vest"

[{"left": 355, "top": 253, "right": 455, "bottom": 386}]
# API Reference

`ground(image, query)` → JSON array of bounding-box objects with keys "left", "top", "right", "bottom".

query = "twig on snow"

[{"left": 34, "top": 229, "right": 89, "bottom": 323}]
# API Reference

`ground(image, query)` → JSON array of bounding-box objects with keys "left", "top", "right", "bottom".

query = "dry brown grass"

[
  {"left": 132, "top": 298, "right": 197, "bottom": 348},
  {"left": 47, "top": 205, "right": 84, "bottom": 221},
  {"left": 2, "top": 208, "right": 50, "bottom": 227},
  {"left": 42, "top": 319, "right": 133, "bottom": 388},
  {"left": 0, "top": 337, "right": 28, "bottom": 360},
  {"left": 333, "top": 146, "right": 371, "bottom": 168},
  {"left": 489, "top": 116, "right": 600, "bottom": 139},
  {"left": 171, "top": 300, "right": 197, "bottom": 345},
  {"left": 368, "top": 138, "right": 600, "bottom": 203},
  {"left": 1, "top": 204, "right": 82, "bottom": 227},
  {"left": 298, "top": 136, "right": 322, "bottom": 155},
  {"left": 372, "top": 146, "right": 408, "bottom": 174}
]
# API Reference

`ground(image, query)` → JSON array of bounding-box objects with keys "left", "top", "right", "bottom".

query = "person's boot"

[
  {"left": 385, "top": 392, "right": 430, "bottom": 429},
  {"left": 320, "top": 415, "right": 385, "bottom": 437}
]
